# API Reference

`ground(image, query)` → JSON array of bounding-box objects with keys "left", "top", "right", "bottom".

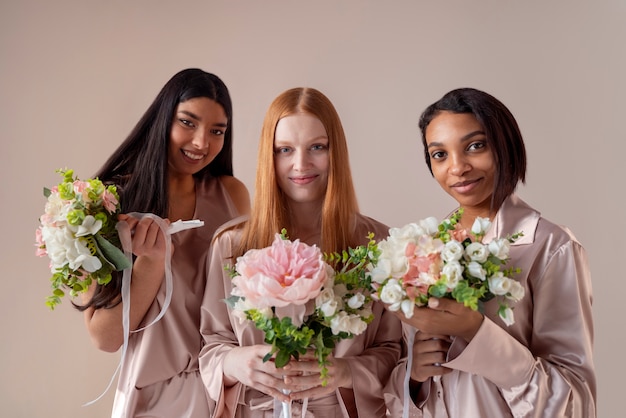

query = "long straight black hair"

[{"left": 80, "top": 68, "right": 234, "bottom": 310}]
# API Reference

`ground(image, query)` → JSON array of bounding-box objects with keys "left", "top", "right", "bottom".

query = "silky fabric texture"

[
  {"left": 199, "top": 214, "right": 403, "bottom": 418},
  {"left": 384, "top": 194, "right": 596, "bottom": 418},
  {"left": 111, "top": 177, "right": 240, "bottom": 418}
]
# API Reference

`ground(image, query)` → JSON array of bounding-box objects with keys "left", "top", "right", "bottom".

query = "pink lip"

[
  {"left": 450, "top": 178, "right": 481, "bottom": 194},
  {"left": 290, "top": 175, "right": 318, "bottom": 185}
]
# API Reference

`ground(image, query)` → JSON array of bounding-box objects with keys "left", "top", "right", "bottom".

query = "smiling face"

[
  {"left": 425, "top": 111, "right": 496, "bottom": 218},
  {"left": 168, "top": 97, "right": 228, "bottom": 178},
  {"left": 273, "top": 113, "right": 330, "bottom": 209}
]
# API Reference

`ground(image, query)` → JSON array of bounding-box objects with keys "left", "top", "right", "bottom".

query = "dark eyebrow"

[
  {"left": 177, "top": 109, "right": 228, "bottom": 128},
  {"left": 427, "top": 130, "right": 485, "bottom": 148}
]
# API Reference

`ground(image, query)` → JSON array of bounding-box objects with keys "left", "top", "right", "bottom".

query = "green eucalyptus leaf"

[
  {"left": 94, "top": 234, "right": 131, "bottom": 270},
  {"left": 275, "top": 350, "right": 291, "bottom": 368}
]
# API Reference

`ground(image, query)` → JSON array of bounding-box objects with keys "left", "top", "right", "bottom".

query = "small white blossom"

[
  {"left": 488, "top": 272, "right": 511, "bottom": 296},
  {"left": 379, "top": 278, "right": 406, "bottom": 310},
  {"left": 465, "top": 242, "right": 489, "bottom": 263},
  {"left": 441, "top": 240, "right": 464, "bottom": 262},
  {"left": 66, "top": 238, "right": 102, "bottom": 272},
  {"left": 400, "top": 299, "right": 416, "bottom": 318},
  {"left": 330, "top": 311, "right": 352, "bottom": 335},
  {"left": 73, "top": 215, "right": 103, "bottom": 237},
  {"left": 466, "top": 261, "right": 487, "bottom": 281},
  {"left": 488, "top": 238, "right": 511, "bottom": 259},
  {"left": 471, "top": 217, "right": 492, "bottom": 235},
  {"left": 368, "top": 258, "right": 393, "bottom": 284},
  {"left": 506, "top": 280, "right": 525, "bottom": 302},
  {"left": 348, "top": 315, "right": 367, "bottom": 335},
  {"left": 442, "top": 261, "right": 463, "bottom": 289},
  {"left": 500, "top": 307, "right": 515, "bottom": 326},
  {"left": 347, "top": 293, "right": 365, "bottom": 309}
]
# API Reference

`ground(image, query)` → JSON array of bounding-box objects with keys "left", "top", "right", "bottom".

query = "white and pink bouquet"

[
  {"left": 35, "top": 168, "right": 130, "bottom": 309},
  {"left": 367, "top": 209, "right": 524, "bottom": 326},
  {"left": 226, "top": 230, "right": 378, "bottom": 383}
]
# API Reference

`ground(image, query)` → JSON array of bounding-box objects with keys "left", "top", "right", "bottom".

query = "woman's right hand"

[
  {"left": 82, "top": 214, "right": 170, "bottom": 352},
  {"left": 118, "top": 214, "right": 168, "bottom": 261},
  {"left": 410, "top": 332, "right": 453, "bottom": 382},
  {"left": 223, "top": 345, "right": 296, "bottom": 402}
]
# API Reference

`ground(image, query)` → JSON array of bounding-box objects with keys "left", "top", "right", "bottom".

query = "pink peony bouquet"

[
  {"left": 367, "top": 209, "right": 524, "bottom": 326},
  {"left": 226, "top": 230, "right": 378, "bottom": 383},
  {"left": 35, "top": 168, "right": 130, "bottom": 309}
]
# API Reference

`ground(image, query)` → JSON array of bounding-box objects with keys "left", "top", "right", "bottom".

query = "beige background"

[{"left": 1, "top": 1, "right": 622, "bottom": 417}]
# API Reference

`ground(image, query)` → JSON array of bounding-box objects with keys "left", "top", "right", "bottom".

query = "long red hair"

[{"left": 234, "top": 87, "right": 359, "bottom": 257}]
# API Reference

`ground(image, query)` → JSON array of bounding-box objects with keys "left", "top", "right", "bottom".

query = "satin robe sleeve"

[
  {"left": 442, "top": 238, "right": 596, "bottom": 417},
  {"left": 199, "top": 230, "right": 243, "bottom": 418}
]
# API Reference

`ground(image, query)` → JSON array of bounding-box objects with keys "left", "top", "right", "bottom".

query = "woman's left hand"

[
  {"left": 394, "top": 297, "right": 484, "bottom": 342},
  {"left": 283, "top": 352, "right": 352, "bottom": 401}
]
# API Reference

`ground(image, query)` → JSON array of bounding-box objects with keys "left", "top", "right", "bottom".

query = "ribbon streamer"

[
  {"left": 83, "top": 214, "right": 204, "bottom": 407},
  {"left": 403, "top": 327, "right": 417, "bottom": 418}
]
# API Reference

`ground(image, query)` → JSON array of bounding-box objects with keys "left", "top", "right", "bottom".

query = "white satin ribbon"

[
  {"left": 83, "top": 214, "right": 203, "bottom": 407},
  {"left": 403, "top": 327, "right": 417, "bottom": 418}
]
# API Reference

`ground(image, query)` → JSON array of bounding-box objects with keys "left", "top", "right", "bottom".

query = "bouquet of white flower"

[
  {"left": 367, "top": 209, "right": 524, "bottom": 325},
  {"left": 35, "top": 168, "right": 130, "bottom": 309}
]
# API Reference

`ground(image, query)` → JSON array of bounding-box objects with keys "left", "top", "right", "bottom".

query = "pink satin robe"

[
  {"left": 384, "top": 194, "right": 596, "bottom": 417},
  {"left": 111, "top": 177, "right": 241, "bottom": 418},
  {"left": 199, "top": 214, "right": 403, "bottom": 417}
]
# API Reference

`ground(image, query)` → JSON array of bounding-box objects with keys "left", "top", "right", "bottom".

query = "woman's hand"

[
  {"left": 393, "top": 297, "right": 484, "bottom": 342},
  {"left": 118, "top": 214, "right": 168, "bottom": 261},
  {"left": 286, "top": 352, "right": 352, "bottom": 401},
  {"left": 410, "top": 332, "right": 453, "bottom": 382},
  {"left": 223, "top": 345, "right": 294, "bottom": 403}
]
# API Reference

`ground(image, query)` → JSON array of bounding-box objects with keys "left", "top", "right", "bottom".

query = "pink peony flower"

[{"left": 232, "top": 234, "right": 327, "bottom": 326}]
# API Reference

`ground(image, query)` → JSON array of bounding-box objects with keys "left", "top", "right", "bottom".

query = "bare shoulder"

[{"left": 220, "top": 175, "right": 251, "bottom": 216}]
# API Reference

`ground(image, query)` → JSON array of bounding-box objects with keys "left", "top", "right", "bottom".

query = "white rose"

[
  {"left": 348, "top": 315, "right": 368, "bottom": 335},
  {"left": 368, "top": 258, "right": 392, "bottom": 284},
  {"left": 471, "top": 217, "right": 492, "bottom": 235},
  {"left": 379, "top": 278, "right": 406, "bottom": 310},
  {"left": 347, "top": 293, "right": 365, "bottom": 309},
  {"left": 506, "top": 280, "right": 525, "bottom": 302},
  {"left": 442, "top": 261, "right": 463, "bottom": 289},
  {"left": 315, "top": 287, "right": 334, "bottom": 307},
  {"left": 319, "top": 299, "right": 338, "bottom": 317},
  {"left": 330, "top": 311, "right": 352, "bottom": 335},
  {"left": 488, "top": 272, "right": 511, "bottom": 296},
  {"left": 465, "top": 242, "right": 489, "bottom": 263},
  {"left": 316, "top": 288, "right": 340, "bottom": 317},
  {"left": 378, "top": 238, "right": 411, "bottom": 278},
  {"left": 466, "top": 261, "right": 487, "bottom": 281},
  {"left": 441, "top": 240, "right": 464, "bottom": 262},
  {"left": 488, "top": 238, "right": 511, "bottom": 260}
]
